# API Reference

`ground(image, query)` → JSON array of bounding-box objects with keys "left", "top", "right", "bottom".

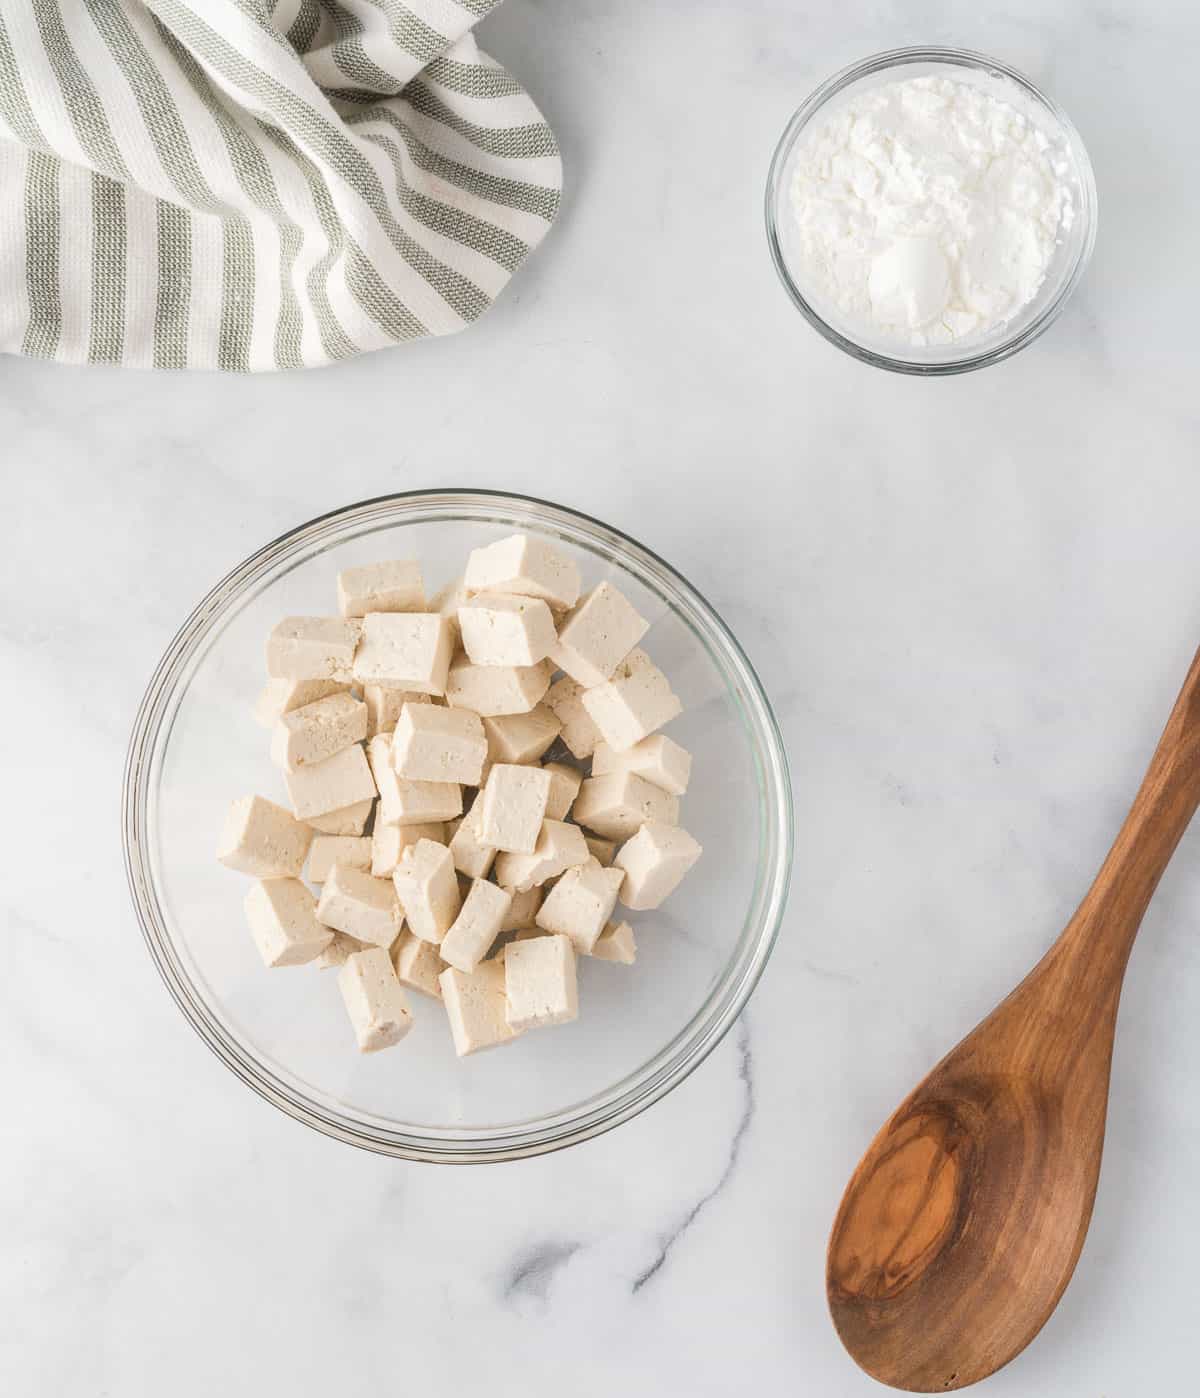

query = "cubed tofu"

[
  {"left": 481, "top": 706, "right": 561, "bottom": 768},
  {"left": 338, "top": 947, "right": 413, "bottom": 1052},
  {"left": 463, "top": 534, "right": 581, "bottom": 611},
  {"left": 368, "top": 733, "right": 461, "bottom": 825},
  {"left": 307, "top": 799, "right": 375, "bottom": 836},
  {"left": 271, "top": 692, "right": 368, "bottom": 771},
  {"left": 337, "top": 560, "right": 424, "bottom": 617},
  {"left": 217, "top": 794, "right": 313, "bottom": 879},
  {"left": 313, "top": 932, "right": 364, "bottom": 970},
  {"left": 371, "top": 820, "right": 444, "bottom": 878},
  {"left": 266, "top": 617, "right": 361, "bottom": 682},
  {"left": 493, "top": 819, "right": 589, "bottom": 891},
  {"left": 542, "top": 761, "right": 583, "bottom": 821},
  {"left": 573, "top": 770, "right": 679, "bottom": 842},
  {"left": 458, "top": 593, "right": 557, "bottom": 668},
  {"left": 445, "top": 656, "right": 553, "bottom": 716},
  {"left": 544, "top": 676, "right": 603, "bottom": 759},
  {"left": 284, "top": 743, "right": 377, "bottom": 821},
  {"left": 392, "top": 839, "right": 461, "bottom": 944},
  {"left": 590, "top": 920, "right": 637, "bottom": 964},
  {"left": 440, "top": 959, "right": 522, "bottom": 1056},
  {"left": 504, "top": 934, "right": 578, "bottom": 1030},
  {"left": 498, "top": 883, "right": 543, "bottom": 931},
  {"left": 583, "top": 834, "right": 617, "bottom": 867},
  {"left": 549, "top": 582, "right": 649, "bottom": 688},
  {"left": 579, "top": 649, "right": 682, "bottom": 753},
  {"left": 448, "top": 795, "right": 497, "bottom": 879},
  {"left": 352, "top": 613, "right": 454, "bottom": 695},
  {"left": 364, "top": 685, "right": 430, "bottom": 739},
  {"left": 255, "top": 677, "right": 349, "bottom": 728},
  {"left": 307, "top": 835, "right": 372, "bottom": 883},
  {"left": 590, "top": 734, "right": 691, "bottom": 796},
  {"left": 535, "top": 859, "right": 625, "bottom": 954},
  {"left": 391, "top": 928, "right": 445, "bottom": 999},
  {"left": 244, "top": 879, "right": 332, "bottom": 967},
  {"left": 615, "top": 822, "right": 702, "bottom": 910},
  {"left": 430, "top": 575, "right": 469, "bottom": 648},
  {"left": 439, "top": 879, "right": 513, "bottom": 973},
  {"left": 479, "top": 764, "right": 552, "bottom": 854},
  {"left": 315, "top": 863, "right": 403, "bottom": 948},
  {"left": 392, "top": 702, "right": 487, "bottom": 785}
]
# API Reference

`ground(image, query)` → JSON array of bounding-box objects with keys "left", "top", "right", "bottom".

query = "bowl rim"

[
  {"left": 122, "top": 489, "right": 794, "bottom": 1163},
  {"left": 764, "top": 45, "right": 1100, "bottom": 376}
]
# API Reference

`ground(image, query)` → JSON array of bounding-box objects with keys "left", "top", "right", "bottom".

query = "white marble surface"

[{"left": 4, "top": 1, "right": 1200, "bottom": 1393}]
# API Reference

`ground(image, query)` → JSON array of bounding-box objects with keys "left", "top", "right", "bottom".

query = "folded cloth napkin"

[{"left": 0, "top": 0, "right": 561, "bottom": 371}]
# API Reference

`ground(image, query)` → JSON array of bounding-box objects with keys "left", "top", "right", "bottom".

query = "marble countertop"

[{"left": 5, "top": 1, "right": 1200, "bottom": 1394}]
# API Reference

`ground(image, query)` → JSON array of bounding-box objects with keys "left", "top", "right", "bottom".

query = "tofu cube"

[
  {"left": 458, "top": 593, "right": 557, "bottom": 667},
  {"left": 271, "top": 692, "right": 368, "bottom": 771},
  {"left": 615, "top": 822, "right": 703, "bottom": 910},
  {"left": 463, "top": 534, "right": 581, "bottom": 611},
  {"left": 580, "top": 649, "right": 682, "bottom": 752},
  {"left": 535, "top": 859, "right": 625, "bottom": 953},
  {"left": 583, "top": 834, "right": 617, "bottom": 867},
  {"left": 392, "top": 838, "right": 461, "bottom": 944},
  {"left": 430, "top": 574, "right": 469, "bottom": 647},
  {"left": 445, "top": 656, "right": 553, "bottom": 716},
  {"left": 315, "top": 863, "right": 403, "bottom": 948},
  {"left": 217, "top": 794, "right": 313, "bottom": 879},
  {"left": 368, "top": 733, "right": 461, "bottom": 825},
  {"left": 255, "top": 677, "right": 349, "bottom": 728},
  {"left": 313, "top": 932, "right": 363, "bottom": 971},
  {"left": 493, "top": 819, "right": 589, "bottom": 891},
  {"left": 244, "top": 879, "right": 332, "bottom": 967},
  {"left": 284, "top": 743, "right": 377, "bottom": 821},
  {"left": 542, "top": 761, "right": 582, "bottom": 821},
  {"left": 371, "top": 820, "right": 444, "bottom": 878},
  {"left": 391, "top": 928, "right": 446, "bottom": 999},
  {"left": 498, "top": 883, "right": 543, "bottom": 931},
  {"left": 549, "top": 582, "right": 649, "bottom": 688},
  {"left": 440, "top": 959, "right": 522, "bottom": 1057},
  {"left": 352, "top": 613, "right": 454, "bottom": 695},
  {"left": 481, "top": 706, "right": 562, "bottom": 768},
  {"left": 337, "top": 560, "right": 424, "bottom": 617},
  {"left": 307, "top": 799, "right": 374, "bottom": 835},
  {"left": 544, "top": 676, "right": 603, "bottom": 759},
  {"left": 392, "top": 702, "right": 486, "bottom": 785},
  {"left": 572, "top": 770, "right": 679, "bottom": 842},
  {"left": 266, "top": 617, "right": 361, "bottom": 681},
  {"left": 364, "top": 685, "right": 430, "bottom": 738},
  {"left": 307, "top": 835, "right": 372, "bottom": 883},
  {"left": 590, "top": 920, "right": 637, "bottom": 964},
  {"left": 504, "top": 934, "right": 578, "bottom": 1030},
  {"left": 338, "top": 947, "right": 413, "bottom": 1052},
  {"left": 439, "top": 879, "right": 513, "bottom": 973},
  {"left": 479, "top": 764, "right": 552, "bottom": 854},
  {"left": 448, "top": 795, "right": 497, "bottom": 879},
  {"left": 591, "top": 734, "right": 691, "bottom": 796}
]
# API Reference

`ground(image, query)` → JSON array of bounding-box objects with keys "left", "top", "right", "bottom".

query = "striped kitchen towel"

[{"left": 0, "top": 0, "right": 562, "bottom": 371}]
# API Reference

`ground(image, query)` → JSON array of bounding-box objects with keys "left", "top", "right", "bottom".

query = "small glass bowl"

[
  {"left": 123, "top": 491, "right": 793, "bottom": 1163},
  {"left": 765, "top": 47, "right": 1099, "bottom": 375}
]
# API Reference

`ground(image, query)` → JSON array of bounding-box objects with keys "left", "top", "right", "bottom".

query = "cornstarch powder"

[{"left": 788, "top": 75, "right": 1075, "bottom": 346}]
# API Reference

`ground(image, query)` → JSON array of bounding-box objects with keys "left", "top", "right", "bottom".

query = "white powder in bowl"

[{"left": 787, "top": 74, "right": 1075, "bottom": 347}]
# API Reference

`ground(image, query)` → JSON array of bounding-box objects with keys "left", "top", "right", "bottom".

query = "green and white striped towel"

[{"left": 0, "top": 0, "right": 562, "bottom": 371}]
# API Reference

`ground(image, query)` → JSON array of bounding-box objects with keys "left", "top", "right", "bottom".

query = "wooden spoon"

[{"left": 827, "top": 644, "right": 1200, "bottom": 1392}]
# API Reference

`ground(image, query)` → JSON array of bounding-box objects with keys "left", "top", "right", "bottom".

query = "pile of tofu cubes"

[{"left": 217, "top": 534, "right": 702, "bottom": 1057}]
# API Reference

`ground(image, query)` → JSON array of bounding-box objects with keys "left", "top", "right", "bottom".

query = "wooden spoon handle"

[{"left": 1064, "top": 642, "right": 1200, "bottom": 972}]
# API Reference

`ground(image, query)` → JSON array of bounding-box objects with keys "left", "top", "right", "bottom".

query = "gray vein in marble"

[
  {"left": 503, "top": 1240, "right": 582, "bottom": 1304},
  {"left": 631, "top": 1018, "right": 754, "bottom": 1292}
]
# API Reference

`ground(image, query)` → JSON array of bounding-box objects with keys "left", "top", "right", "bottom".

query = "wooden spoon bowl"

[{"left": 827, "top": 645, "right": 1200, "bottom": 1391}]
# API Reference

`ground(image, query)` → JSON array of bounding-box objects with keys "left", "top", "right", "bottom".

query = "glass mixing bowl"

[
  {"left": 765, "top": 47, "right": 1099, "bottom": 375},
  {"left": 123, "top": 491, "right": 793, "bottom": 1162}
]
